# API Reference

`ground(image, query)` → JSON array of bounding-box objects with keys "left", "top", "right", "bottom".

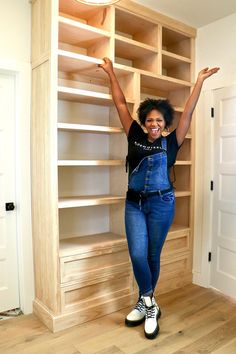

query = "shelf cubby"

[
  {"left": 162, "top": 52, "right": 191, "bottom": 82},
  {"left": 173, "top": 196, "right": 191, "bottom": 228},
  {"left": 59, "top": 16, "right": 111, "bottom": 59},
  {"left": 162, "top": 27, "right": 192, "bottom": 59},
  {"left": 171, "top": 165, "right": 191, "bottom": 192},
  {"left": 58, "top": 164, "right": 119, "bottom": 196},
  {"left": 58, "top": 54, "right": 136, "bottom": 105},
  {"left": 59, "top": 206, "right": 111, "bottom": 240},
  {"left": 115, "top": 8, "right": 158, "bottom": 47},
  {"left": 140, "top": 72, "right": 192, "bottom": 118},
  {"left": 59, "top": 0, "right": 112, "bottom": 31},
  {"left": 115, "top": 36, "right": 158, "bottom": 73},
  {"left": 177, "top": 138, "right": 191, "bottom": 161},
  {"left": 58, "top": 129, "right": 110, "bottom": 160}
]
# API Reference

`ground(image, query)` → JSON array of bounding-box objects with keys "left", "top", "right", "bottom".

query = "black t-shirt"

[{"left": 127, "top": 120, "right": 180, "bottom": 175}]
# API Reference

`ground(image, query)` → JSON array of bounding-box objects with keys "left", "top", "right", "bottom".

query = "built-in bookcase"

[{"left": 31, "top": 0, "right": 196, "bottom": 332}]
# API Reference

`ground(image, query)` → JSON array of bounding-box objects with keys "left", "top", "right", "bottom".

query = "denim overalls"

[{"left": 125, "top": 137, "right": 175, "bottom": 296}]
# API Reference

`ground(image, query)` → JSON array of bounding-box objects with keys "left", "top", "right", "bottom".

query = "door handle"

[{"left": 5, "top": 202, "right": 15, "bottom": 211}]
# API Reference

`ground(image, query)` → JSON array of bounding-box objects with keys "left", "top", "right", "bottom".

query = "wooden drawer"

[
  {"left": 60, "top": 248, "right": 130, "bottom": 284},
  {"left": 162, "top": 229, "right": 190, "bottom": 256},
  {"left": 158, "top": 252, "right": 192, "bottom": 294},
  {"left": 61, "top": 271, "right": 133, "bottom": 313}
]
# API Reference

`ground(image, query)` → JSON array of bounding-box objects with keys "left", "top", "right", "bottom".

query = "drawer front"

[
  {"left": 61, "top": 272, "right": 132, "bottom": 313},
  {"left": 158, "top": 252, "right": 192, "bottom": 294},
  {"left": 60, "top": 249, "right": 130, "bottom": 284},
  {"left": 162, "top": 230, "right": 190, "bottom": 256}
]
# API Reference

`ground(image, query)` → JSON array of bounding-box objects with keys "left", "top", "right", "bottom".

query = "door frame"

[{"left": 0, "top": 58, "right": 34, "bottom": 314}]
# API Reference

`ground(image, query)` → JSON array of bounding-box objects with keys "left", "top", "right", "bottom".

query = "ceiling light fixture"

[{"left": 76, "top": 0, "right": 120, "bottom": 5}]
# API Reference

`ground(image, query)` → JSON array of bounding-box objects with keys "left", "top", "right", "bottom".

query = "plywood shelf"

[
  {"left": 58, "top": 195, "right": 125, "bottom": 209},
  {"left": 58, "top": 160, "right": 124, "bottom": 166},
  {"left": 175, "top": 160, "right": 192, "bottom": 165},
  {"left": 58, "top": 123, "right": 123, "bottom": 134},
  {"left": 140, "top": 71, "right": 192, "bottom": 93},
  {"left": 58, "top": 50, "right": 137, "bottom": 81},
  {"left": 57, "top": 86, "right": 113, "bottom": 105},
  {"left": 58, "top": 192, "right": 191, "bottom": 209},
  {"left": 58, "top": 50, "right": 103, "bottom": 74},
  {"left": 59, "top": 232, "right": 127, "bottom": 258},
  {"left": 58, "top": 86, "right": 134, "bottom": 105},
  {"left": 162, "top": 50, "right": 191, "bottom": 64},
  {"left": 59, "top": 16, "right": 111, "bottom": 48},
  {"left": 169, "top": 224, "right": 190, "bottom": 235},
  {"left": 115, "top": 35, "right": 158, "bottom": 57},
  {"left": 175, "top": 191, "right": 191, "bottom": 197}
]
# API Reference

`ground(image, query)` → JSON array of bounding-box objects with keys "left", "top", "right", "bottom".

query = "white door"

[
  {"left": 211, "top": 85, "right": 236, "bottom": 299},
  {"left": 0, "top": 72, "right": 19, "bottom": 312}
]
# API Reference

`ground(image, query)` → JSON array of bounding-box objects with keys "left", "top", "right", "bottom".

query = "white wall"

[
  {"left": 193, "top": 12, "right": 236, "bottom": 286},
  {"left": 0, "top": 0, "right": 33, "bottom": 313},
  {"left": 0, "top": 0, "right": 31, "bottom": 62}
]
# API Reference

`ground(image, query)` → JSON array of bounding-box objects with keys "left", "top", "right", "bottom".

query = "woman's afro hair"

[{"left": 137, "top": 98, "right": 174, "bottom": 127}]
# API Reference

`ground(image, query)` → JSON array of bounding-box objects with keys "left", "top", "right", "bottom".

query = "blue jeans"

[{"left": 125, "top": 191, "right": 175, "bottom": 296}]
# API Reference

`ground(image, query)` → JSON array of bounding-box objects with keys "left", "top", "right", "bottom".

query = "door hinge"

[
  {"left": 211, "top": 107, "right": 214, "bottom": 118},
  {"left": 208, "top": 252, "right": 212, "bottom": 262},
  {"left": 210, "top": 180, "right": 214, "bottom": 191}
]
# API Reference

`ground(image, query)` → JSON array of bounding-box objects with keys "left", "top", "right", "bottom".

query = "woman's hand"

[
  {"left": 176, "top": 66, "right": 219, "bottom": 146},
  {"left": 197, "top": 67, "right": 220, "bottom": 82},
  {"left": 98, "top": 57, "right": 114, "bottom": 75}
]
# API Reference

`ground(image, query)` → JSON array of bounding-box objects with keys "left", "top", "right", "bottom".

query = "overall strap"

[{"left": 161, "top": 136, "right": 167, "bottom": 151}]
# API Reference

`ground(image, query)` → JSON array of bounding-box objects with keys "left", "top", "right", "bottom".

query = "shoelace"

[
  {"left": 134, "top": 299, "right": 145, "bottom": 312},
  {"left": 145, "top": 305, "right": 156, "bottom": 319}
]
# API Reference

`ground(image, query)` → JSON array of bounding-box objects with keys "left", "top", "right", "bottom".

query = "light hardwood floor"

[{"left": 1, "top": 284, "right": 236, "bottom": 354}]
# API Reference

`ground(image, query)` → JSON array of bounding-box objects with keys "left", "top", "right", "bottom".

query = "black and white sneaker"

[
  {"left": 142, "top": 295, "right": 161, "bottom": 339},
  {"left": 125, "top": 297, "right": 146, "bottom": 327}
]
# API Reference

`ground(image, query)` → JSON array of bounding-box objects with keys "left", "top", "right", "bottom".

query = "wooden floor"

[{"left": 1, "top": 284, "right": 236, "bottom": 354}]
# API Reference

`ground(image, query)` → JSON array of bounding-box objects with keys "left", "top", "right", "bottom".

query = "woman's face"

[{"left": 144, "top": 109, "right": 166, "bottom": 142}]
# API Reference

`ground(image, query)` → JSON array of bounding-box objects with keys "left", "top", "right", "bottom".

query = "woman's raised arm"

[
  {"left": 99, "top": 57, "right": 133, "bottom": 136},
  {"left": 176, "top": 67, "right": 220, "bottom": 146}
]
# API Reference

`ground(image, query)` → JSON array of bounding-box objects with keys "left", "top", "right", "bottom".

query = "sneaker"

[
  {"left": 142, "top": 295, "right": 161, "bottom": 339},
  {"left": 125, "top": 297, "right": 146, "bottom": 327}
]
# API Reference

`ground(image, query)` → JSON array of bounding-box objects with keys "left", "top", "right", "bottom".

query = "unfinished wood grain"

[{"left": 31, "top": 62, "right": 59, "bottom": 313}]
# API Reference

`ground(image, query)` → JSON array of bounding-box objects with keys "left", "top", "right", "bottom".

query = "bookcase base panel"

[{"left": 33, "top": 293, "right": 137, "bottom": 333}]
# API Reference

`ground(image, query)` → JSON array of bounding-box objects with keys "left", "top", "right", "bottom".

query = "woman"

[{"left": 99, "top": 58, "right": 219, "bottom": 339}]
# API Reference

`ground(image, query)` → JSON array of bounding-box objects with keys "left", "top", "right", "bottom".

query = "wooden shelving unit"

[{"left": 31, "top": 0, "right": 196, "bottom": 332}]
